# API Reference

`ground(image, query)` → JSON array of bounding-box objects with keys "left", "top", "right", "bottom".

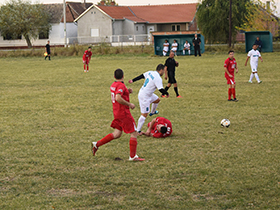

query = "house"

[
  {"left": 74, "top": 3, "right": 199, "bottom": 45},
  {"left": 0, "top": 2, "right": 92, "bottom": 48}
]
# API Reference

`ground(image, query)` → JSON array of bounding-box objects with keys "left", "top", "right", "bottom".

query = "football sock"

[
  {"left": 188, "top": 50, "right": 191, "bottom": 55},
  {"left": 249, "top": 73, "right": 254, "bottom": 82},
  {"left": 183, "top": 50, "right": 185, "bottom": 55},
  {"left": 87, "top": 65, "right": 89, "bottom": 71},
  {"left": 151, "top": 103, "right": 159, "bottom": 114},
  {"left": 96, "top": 133, "right": 114, "bottom": 147},
  {"left": 228, "top": 88, "right": 232, "bottom": 100},
  {"left": 84, "top": 65, "right": 86, "bottom": 70},
  {"left": 254, "top": 73, "right": 260, "bottom": 82},
  {"left": 232, "top": 88, "right": 236, "bottom": 99},
  {"left": 137, "top": 115, "right": 146, "bottom": 132},
  {"left": 165, "top": 86, "right": 170, "bottom": 91},
  {"left": 163, "top": 52, "right": 166, "bottom": 56},
  {"left": 174, "top": 87, "right": 179, "bottom": 97},
  {"left": 129, "top": 137, "right": 137, "bottom": 158}
]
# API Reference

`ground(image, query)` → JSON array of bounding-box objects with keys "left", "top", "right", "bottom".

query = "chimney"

[
  {"left": 111, "top": 1, "right": 115, "bottom": 6},
  {"left": 100, "top": 0, "right": 105, "bottom": 5},
  {"left": 83, "top": 0, "right": 86, "bottom": 9},
  {"left": 266, "top": 1, "right": 270, "bottom": 11}
]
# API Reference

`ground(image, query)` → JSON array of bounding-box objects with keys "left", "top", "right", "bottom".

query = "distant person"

[
  {"left": 192, "top": 34, "right": 201, "bottom": 57},
  {"left": 245, "top": 44, "right": 263, "bottom": 84},
  {"left": 254, "top": 37, "right": 262, "bottom": 52},
  {"left": 183, "top": 40, "right": 191, "bottom": 55},
  {"left": 171, "top": 40, "right": 178, "bottom": 56},
  {"left": 83, "top": 46, "right": 92, "bottom": 72},
  {"left": 224, "top": 50, "right": 239, "bottom": 102},
  {"left": 163, "top": 51, "right": 181, "bottom": 98},
  {"left": 162, "top": 40, "right": 169, "bottom": 56},
  {"left": 142, "top": 117, "right": 172, "bottom": 138},
  {"left": 45, "top": 40, "right": 51, "bottom": 60},
  {"left": 91, "top": 69, "right": 145, "bottom": 161}
]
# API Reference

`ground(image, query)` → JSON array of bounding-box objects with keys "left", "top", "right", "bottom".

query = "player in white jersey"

[
  {"left": 171, "top": 40, "right": 178, "bottom": 56},
  {"left": 245, "top": 44, "right": 263, "bottom": 84},
  {"left": 162, "top": 40, "right": 169, "bottom": 56},
  {"left": 183, "top": 40, "right": 191, "bottom": 55},
  {"left": 129, "top": 64, "right": 169, "bottom": 133}
]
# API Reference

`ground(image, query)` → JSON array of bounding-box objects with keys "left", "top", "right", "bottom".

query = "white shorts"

[
  {"left": 171, "top": 47, "right": 177, "bottom": 51},
  {"left": 251, "top": 65, "right": 258, "bottom": 73},
  {"left": 138, "top": 93, "right": 159, "bottom": 114}
]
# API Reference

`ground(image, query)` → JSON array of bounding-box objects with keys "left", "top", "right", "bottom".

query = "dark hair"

[
  {"left": 156, "top": 64, "right": 165, "bottom": 71},
  {"left": 88, "top": 46, "right": 92, "bottom": 49},
  {"left": 228, "top": 50, "right": 234, "bottom": 54},
  {"left": 160, "top": 126, "right": 167, "bottom": 134},
  {"left": 114, "top": 69, "right": 124, "bottom": 79}
]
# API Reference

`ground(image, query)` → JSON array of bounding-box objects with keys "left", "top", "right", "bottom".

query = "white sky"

[{"left": 0, "top": 0, "right": 279, "bottom": 16}]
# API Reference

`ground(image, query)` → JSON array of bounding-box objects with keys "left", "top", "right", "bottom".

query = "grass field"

[{"left": 1, "top": 52, "right": 280, "bottom": 209}]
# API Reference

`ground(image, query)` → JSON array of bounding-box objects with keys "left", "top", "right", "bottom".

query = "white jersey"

[
  {"left": 163, "top": 43, "right": 169, "bottom": 51},
  {"left": 248, "top": 49, "right": 261, "bottom": 67},
  {"left": 171, "top": 43, "right": 178, "bottom": 51},
  {"left": 138, "top": 71, "right": 163, "bottom": 99},
  {"left": 184, "top": 43, "right": 190, "bottom": 49}
]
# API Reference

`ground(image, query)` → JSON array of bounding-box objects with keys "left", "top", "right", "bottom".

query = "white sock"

[
  {"left": 163, "top": 52, "right": 166, "bottom": 56},
  {"left": 254, "top": 73, "right": 260, "bottom": 82},
  {"left": 188, "top": 50, "right": 191, "bottom": 55},
  {"left": 249, "top": 73, "right": 254, "bottom": 82},
  {"left": 137, "top": 115, "right": 146, "bottom": 132},
  {"left": 183, "top": 50, "right": 185, "bottom": 55},
  {"left": 151, "top": 103, "right": 159, "bottom": 114}
]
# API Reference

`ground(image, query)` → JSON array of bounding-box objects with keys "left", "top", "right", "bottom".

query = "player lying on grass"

[
  {"left": 128, "top": 64, "right": 169, "bottom": 134},
  {"left": 142, "top": 117, "right": 172, "bottom": 138}
]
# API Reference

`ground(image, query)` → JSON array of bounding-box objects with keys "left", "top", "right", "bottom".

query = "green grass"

[{"left": 1, "top": 53, "right": 280, "bottom": 209}]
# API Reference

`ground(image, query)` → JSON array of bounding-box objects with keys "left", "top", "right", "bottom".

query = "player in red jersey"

[
  {"left": 142, "top": 117, "right": 172, "bottom": 138},
  {"left": 224, "top": 50, "right": 239, "bottom": 101},
  {"left": 91, "top": 69, "right": 144, "bottom": 161},
  {"left": 83, "top": 46, "right": 92, "bottom": 72}
]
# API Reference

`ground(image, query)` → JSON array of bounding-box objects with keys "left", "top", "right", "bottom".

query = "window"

[
  {"left": 142, "top": 26, "right": 144, "bottom": 31},
  {"left": 91, "top": 29, "right": 99, "bottom": 37},
  {"left": 39, "top": 31, "right": 49, "bottom": 39},
  {"left": 3, "top": 33, "right": 22, "bottom": 40},
  {"left": 136, "top": 26, "right": 138, "bottom": 31},
  {"left": 171, "top": 24, "right": 181, "bottom": 32}
]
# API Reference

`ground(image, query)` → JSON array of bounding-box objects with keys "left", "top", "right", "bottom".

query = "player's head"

[
  {"left": 156, "top": 124, "right": 167, "bottom": 134},
  {"left": 156, "top": 64, "right": 165, "bottom": 76},
  {"left": 114, "top": 69, "right": 124, "bottom": 80},
  {"left": 256, "top": 37, "right": 260, "bottom": 40},
  {"left": 173, "top": 39, "right": 176, "bottom": 43},
  {"left": 228, "top": 50, "right": 234, "bottom": 59},
  {"left": 195, "top": 34, "right": 197, "bottom": 38},
  {"left": 185, "top": 40, "right": 188, "bottom": 43},
  {"left": 165, "top": 40, "right": 168, "bottom": 43},
  {"left": 88, "top": 46, "right": 92, "bottom": 51},
  {"left": 252, "top": 44, "right": 258, "bottom": 50},
  {"left": 47, "top": 40, "right": 50, "bottom": 44},
  {"left": 169, "top": 51, "right": 175, "bottom": 58}
]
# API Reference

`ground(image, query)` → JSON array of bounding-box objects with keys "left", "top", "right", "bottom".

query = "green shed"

[
  {"left": 153, "top": 34, "right": 205, "bottom": 56},
  {"left": 245, "top": 31, "right": 273, "bottom": 52}
]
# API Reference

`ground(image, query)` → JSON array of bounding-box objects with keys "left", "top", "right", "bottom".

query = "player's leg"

[
  {"left": 83, "top": 60, "right": 87, "bottom": 72},
  {"left": 194, "top": 46, "right": 197, "bottom": 56},
  {"left": 183, "top": 49, "right": 185, "bottom": 55},
  {"left": 254, "top": 71, "right": 261, "bottom": 83},
  {"left": 87, "top": 64, "right": 89, "bottom": 72},
  {"left": 249, "top": 72, "right": 254, "bottom": 83},
  {"left": 137, "top": 113, "right": 148, "bottom": 134},
  {"left": 129, "top": 131, "right": 145, "bottom": 161},
  {"left": 137, "top": 96, "right": 149, "bottom": 133},
  {"left": 188, "top": 49, "right": 191, "bottom": 55},
  {"left": 173, "top": 83, "right": 181, "bottom": 98},
  {"left": 150, "top": 95, "right": 160, "bottom": 116}
]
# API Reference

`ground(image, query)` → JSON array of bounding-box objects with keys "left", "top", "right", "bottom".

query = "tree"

[
  {"left": 237, "top": 0, "right": 278, "bottom": 36},
  {"left": 0, "top": 0, "right": 51, "bottom": 48},
  {"left": 98, "top": 0, "right": 118, "bottom": 6},
  {"left": 196, "top": 0, "right": 250, "bottom": 44}
]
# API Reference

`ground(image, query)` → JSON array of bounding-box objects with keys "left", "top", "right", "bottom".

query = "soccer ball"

[{"left": 221, "top": 119, "right": 230, "bottom": 127}]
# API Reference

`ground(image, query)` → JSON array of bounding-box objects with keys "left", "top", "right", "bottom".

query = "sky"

[{"left": 0, "top": 0, "right": 279, "bottom": 16}]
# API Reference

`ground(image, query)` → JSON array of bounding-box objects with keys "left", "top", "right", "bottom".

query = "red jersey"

[
  {"left": 83, "top": 50, "right": 92, "bottom": 60},
  {"left": 110, "top": 81, "right": 131, "bottom": 119},
  {"left": 148, "top": 117, "right": 172, "bottom": 138},
  {"left": 224, "top": 57, "right": 237, "bottom": 75}
]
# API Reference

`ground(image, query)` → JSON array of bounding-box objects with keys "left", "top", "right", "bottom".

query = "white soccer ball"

[{"left": 221, "top": 119, "right": 230, "bottom": 127}]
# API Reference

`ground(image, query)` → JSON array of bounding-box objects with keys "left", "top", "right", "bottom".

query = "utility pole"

[
  {"left": 63, "top": 0, "right": 67, "bottom": 47},
  {"left": 229, "top": 0, "right": 232, "bottom": 48}
]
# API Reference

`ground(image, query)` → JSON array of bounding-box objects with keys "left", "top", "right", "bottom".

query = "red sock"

[
  {"left": 84, "top": 65, "right": 86, "bottom": 70},
  {"left": 96, "top": 133, "right": 114, "bottom": 147},
  {"left": 87, "top": 65, "right": 89, "bottom": 70},
  {"left": 129, "top": 137, "right": 137, "bottom": 158},
  {"left": 228, "top": 88, "right": 232, "bottom": 100},
  {"left": 232, "top": 88, "right": 236, "bottom": 99}
]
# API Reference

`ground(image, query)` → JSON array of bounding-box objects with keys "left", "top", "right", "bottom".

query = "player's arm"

[
  {"left": 143, "top": 118, "right": 157, "bottom": 137},
  {"left": 164, "top": 66, "right": 168, "bottom": 80},
  {"left": 159, "top": 88, "right": 169, "bottom": 97},
  {"left": 260, "top": 56, "right": 263, "bottom": 62},
  {"left": 245, "top": 56, "right": 250, "bottom": 66},
  {"left": 115, "top": 93, "right": 135, "bottom": 109},
  {"left": 224, "top": 66, "right": 232, "bottom": 78},
  {"left": 129, "top": 74, "right": 144, "bottom": 83}
]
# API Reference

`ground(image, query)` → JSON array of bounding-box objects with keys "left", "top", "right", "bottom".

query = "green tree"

[
  {"left": 196, "top": 0, "right": 250, "bottom": 44},
  {"left": 0, "top": 0, "right": 51, "bottom": 48},
  {"left": 98, "top": 0, "right": 118, "bottom": 6}
]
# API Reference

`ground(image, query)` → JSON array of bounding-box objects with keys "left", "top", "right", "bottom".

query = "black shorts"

[{"left": 168, "top": 71, "right": 177, "bottom": 84}]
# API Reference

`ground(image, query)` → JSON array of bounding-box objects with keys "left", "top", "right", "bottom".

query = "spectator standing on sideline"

[
  {"left": 254, "top": 37, "right": 262, "bottom": 52},
  {"left": 162, "top": 40, "right": 169, "bottom": 56},
  {"left": 91, "top": 69, "right": 145, "bottom": 161},
  {"left": 183, "top": 40, "right": 191, "bottom": 55},
  {"left": 245, "top": 44, "right": 263, "bottom": 84},
  {"left": 163, "top": 51, "right": 181, "bottom": 98},
  {"left": 192, "top": 34, "right": 201, "bottom": 57},
  {"left": 142, "top": 117, "right": 172, "bottom": 138},
  {"left": 129, "top": 64, "right": 169, "bottom": 134},
  {"left": 83, "top": 46, "right": 92, "bottom": 72},
  {"left": 224, "top": 50, "right": 239, "bottom": 102},
  {"left": 171, "top": 40, "right": 178, "bottom": 56},
  {"left": 45, "top": 40, "right": 51, "bottom": 60}
]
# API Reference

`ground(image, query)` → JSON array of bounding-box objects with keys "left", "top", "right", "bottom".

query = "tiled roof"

[{"left": 97, "top": 5, "right": 134, "bottom": 20}]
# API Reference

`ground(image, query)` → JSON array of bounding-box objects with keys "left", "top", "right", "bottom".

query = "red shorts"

[
  {"left": 110, "top": 115, "right": 136, "bottom": 134},
  {"left": 83, "top": 60, "right": 89, "bottom": 65},
  {"left": 225, "top": 74, "right": 235, "bottom": 85}
]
